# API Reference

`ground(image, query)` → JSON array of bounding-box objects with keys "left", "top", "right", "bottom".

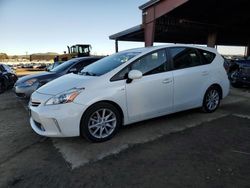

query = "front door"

[{"left": 125, "top": 49, "right": 174, "bottom": 123}]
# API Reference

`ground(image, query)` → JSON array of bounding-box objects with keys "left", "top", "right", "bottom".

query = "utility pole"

[{"left": 25, "top": 51, "right": 29, "bottom": 61}]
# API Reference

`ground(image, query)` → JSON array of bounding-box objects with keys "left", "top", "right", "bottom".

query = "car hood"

[
  {"left": 36, "top": 73, "right": 94, "bottom": 95},
  {"left": 16, "top": 72, "right": 59, "bottom": 85}
]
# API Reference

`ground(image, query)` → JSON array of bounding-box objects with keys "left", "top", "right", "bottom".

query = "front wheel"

[
  {"left": 80, "top": 102, "right": 122, "bottom": 142},
  {"left": 202, "top": 86, "right": 221, "bottom": 113}
]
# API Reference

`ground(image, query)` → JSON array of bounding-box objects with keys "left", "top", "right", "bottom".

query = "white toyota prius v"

[{"left": 29, "top": 45, "right": 230, "bottom": 142}]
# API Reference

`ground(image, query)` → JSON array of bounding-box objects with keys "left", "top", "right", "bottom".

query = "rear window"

[{"left": 199, "top": 50, "right": 216, "bottom": 64}]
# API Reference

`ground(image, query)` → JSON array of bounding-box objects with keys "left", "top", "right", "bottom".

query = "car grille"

[{"left": 31, "top": 101, "right": 41, "bottom": 107}]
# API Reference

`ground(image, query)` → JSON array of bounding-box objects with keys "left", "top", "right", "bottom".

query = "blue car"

[{"left": 229, "top": 59, "right": 250, "bottom": 87}]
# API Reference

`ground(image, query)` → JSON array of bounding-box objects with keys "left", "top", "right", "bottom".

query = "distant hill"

[
  {"left": 30, "top": 52, "right": 59, "bottom": 61},
  {"left": 0, "top": 52, "right": 60, "bottom": 61},
  {"left": 31, "top": 52, "right": 59, "bottom": 56}
]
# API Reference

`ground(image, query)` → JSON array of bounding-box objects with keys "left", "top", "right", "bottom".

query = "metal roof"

[
  {"left": 109, "top": 25, "right": 143, "bottom": 41},
  {"left": 139, "top": 0, "right": 160, "bottom": 10},
  {"left": 110, "top": 0, "right": 250, "bottom": 46}
]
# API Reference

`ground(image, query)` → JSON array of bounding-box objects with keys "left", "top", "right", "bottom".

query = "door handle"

[
  {"left": 162, "top": 78, "right": 172, "bottom": 84},
  {"left": 119, "top": 87, "right": 125, "bottom": 91},
  {"left": 202, "top": 71, "right": 209, "bottom": 76}
]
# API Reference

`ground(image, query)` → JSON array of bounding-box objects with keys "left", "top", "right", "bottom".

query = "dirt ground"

[{"left": 0, "top": 87, "right": 250, "bottom": 188}]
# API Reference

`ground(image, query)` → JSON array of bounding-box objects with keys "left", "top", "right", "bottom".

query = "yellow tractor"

[{"left": 56, "top": 44, "right": 92, "bottom": 62}]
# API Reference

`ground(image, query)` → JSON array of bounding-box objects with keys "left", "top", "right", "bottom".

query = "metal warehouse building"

[{"left": 110, "top": 0, "right": 250, "bottom": 55}]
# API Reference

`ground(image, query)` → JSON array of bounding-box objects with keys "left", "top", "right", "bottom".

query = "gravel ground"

[{"left": 0, "top": 88, "right": 249, "bottom": 188}]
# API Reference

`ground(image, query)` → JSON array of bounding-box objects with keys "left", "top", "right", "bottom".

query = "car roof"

[
  {"left": 73, "top": 56, "right": 104, "bottom": 61},
  {"left": 121, "top": 44, "right": 218, "bottom": 54}
]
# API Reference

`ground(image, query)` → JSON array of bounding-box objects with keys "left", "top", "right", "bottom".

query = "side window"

[
  {"left": 199, "top": 49, "right": 216, "bottom": 64},
  {"left": 170, "top": 47, "right": 202, "bottom": 70},
  {"left": 78, "top": 47, "right": 83, "bottom": 54},
  {"left": 111, "top": 66, "right": 130, "bottom": 81},
  {"left": 110, "top": 49, "right": 167, "bottom": 81},
  {"left": 131, "top": 49, "right": 167, "bottom": 76}
]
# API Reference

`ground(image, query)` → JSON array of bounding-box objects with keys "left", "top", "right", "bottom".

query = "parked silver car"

[{"left": 14, "top": 57, "right": 102, "bottom": 98}]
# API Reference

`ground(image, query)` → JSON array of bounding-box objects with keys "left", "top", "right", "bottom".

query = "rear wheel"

[
  {"left": 202, "top": 86, "right": 221, "bottom": 113},
  {"left": 81, "top": 102, "right": 122, "bottom": 142}
]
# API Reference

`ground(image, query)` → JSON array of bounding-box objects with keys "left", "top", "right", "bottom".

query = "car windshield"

[
  {"left": 50, "top": 59, "right": 79, "bottom": 73},
  {"left": 80, "top": 51, "right": 140, "bottom": 76}
]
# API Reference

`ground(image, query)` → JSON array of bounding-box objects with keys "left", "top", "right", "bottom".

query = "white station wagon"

[{"left": 29, "top": 45, "right": 230, "bottom": 142}]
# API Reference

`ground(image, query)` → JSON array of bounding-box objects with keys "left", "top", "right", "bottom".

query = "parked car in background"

[
  {"left": 7, "top": 64, "right": 16, "bottom": 72},
  {"left": 14, "top": 56, "right": 103, "bottom": 98},
  {"left": 29, "top": 45, "right": 230, "bottom": 142},
  {"left": 228, "top": 59, "right": 250, "bottom": 87},
  {"left": 0, "top": 64, "right": 18, "bottom": 93},
  {"left": 22, "top": 64, "right": 34, "bottom": 69},
  {"left": 33, "top": 63, "right": 47, "bottom": 70}
]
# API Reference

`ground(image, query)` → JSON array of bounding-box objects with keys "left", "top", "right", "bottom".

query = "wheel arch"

[
  {"left": 206, "top": 83, "right": 223, "bottom": 99},
  {"left": 80, "top": 100, "right": 124, "bottom": 135}
]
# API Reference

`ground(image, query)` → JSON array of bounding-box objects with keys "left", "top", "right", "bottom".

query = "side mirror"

[
  {"left": 69, "top": 67, "right": 77, "bottom": 73},
  {"left": 127, "top": 70, "right": 142, "bottom": 83}
]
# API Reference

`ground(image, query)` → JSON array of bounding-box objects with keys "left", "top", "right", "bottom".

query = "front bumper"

[
  {"left": 29, "top": 102, "right": 87, "bottom": 137},
  {"left": 14, "top": 83, "right": 39, "bottom": 98}
]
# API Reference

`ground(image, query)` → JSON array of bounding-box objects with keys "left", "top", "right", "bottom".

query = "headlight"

[
  {"left": 24, "top": 79, "right": 38, "bottom": 86},
  {"left": 45, "top": 88, "right": 84, "bottom": 106}
]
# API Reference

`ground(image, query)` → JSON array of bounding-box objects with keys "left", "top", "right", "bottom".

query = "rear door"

[{"left": 169, "top": 47, "right": 210, "bottom": 112}]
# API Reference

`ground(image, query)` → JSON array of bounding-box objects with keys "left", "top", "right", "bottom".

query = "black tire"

[
  {"left": 0, "top": 81, "right": 6, "bottom": 94},
  {"left": 80, "top": 102, "right": 122, "bottom": 142},
  {"left": 202, "top": 86, "right": 221, "bottom": 113}
]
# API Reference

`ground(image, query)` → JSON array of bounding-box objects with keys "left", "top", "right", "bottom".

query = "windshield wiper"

[{"left": 80, "top": 71, "right": 97, "bottom": 76}]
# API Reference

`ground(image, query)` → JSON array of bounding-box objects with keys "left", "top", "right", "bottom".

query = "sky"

[{"left": 0, "top": 0, "right": 246, "bottom": 56}]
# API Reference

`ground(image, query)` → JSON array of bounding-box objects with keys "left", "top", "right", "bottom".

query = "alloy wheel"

[
  {"left": 205, "top": 89, "right": 220, "bottom": 111},
  {"left": 88, "top": 108, "right": 117, "bottom": 139}
]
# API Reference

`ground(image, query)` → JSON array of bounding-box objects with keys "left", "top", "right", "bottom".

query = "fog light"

[{"left": 40, "top": 125, "right": 45, "bottom": 131}]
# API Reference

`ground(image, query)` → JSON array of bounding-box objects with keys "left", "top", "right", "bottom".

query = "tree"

[{"left": 0, "top": 53, "right": 8, "bottom": 60}]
